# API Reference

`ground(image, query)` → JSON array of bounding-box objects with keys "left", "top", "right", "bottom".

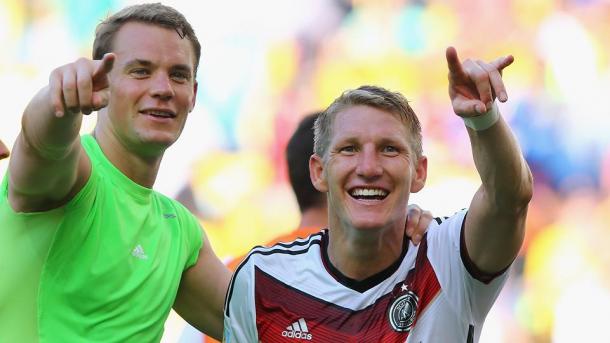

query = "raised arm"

[
  {"left": 445, "top": 46, "right": 533, "bottom": 275},
  {"left": 8, "top": 54, "right": 115, "bottom": 212}
]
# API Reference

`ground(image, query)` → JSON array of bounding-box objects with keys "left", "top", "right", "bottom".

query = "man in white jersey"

[{"left": 223, "top": 47, "right": 533, "bottom": 342}]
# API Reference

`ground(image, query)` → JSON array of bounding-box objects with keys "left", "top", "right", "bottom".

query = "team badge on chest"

[{"left": 387, "top": 289, "right": 419, "bottom": 332}]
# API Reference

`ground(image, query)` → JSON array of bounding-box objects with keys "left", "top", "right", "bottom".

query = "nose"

[
  {"left": 149, "top": 73, "right": 174, "bottom": 100},
  {"left": 0, "top": 139, "right": 9, "bottom": 160},
  {"left": 356, "top": 145, "right": 382, "bottom": 179}
]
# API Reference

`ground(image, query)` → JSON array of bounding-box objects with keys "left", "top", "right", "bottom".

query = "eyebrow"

[
  {"left": 123, "top": 59, "right": 152, "bottom": 69},
  {"left": 332, "top": 135, "right": 407, "bottom": 148},
  {"left": 123, "top": 59, "right": 193, "bottom": 74},
  {"left": 171, "top": 64, "right": 193, "bottom": 74},
  {"left": 378, "top": 136, "right": 407, "bottom": 147}
]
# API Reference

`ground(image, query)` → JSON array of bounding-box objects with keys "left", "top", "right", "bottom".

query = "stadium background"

[{"left": 1, "top": 0, "right": 609, "bottom": 342}]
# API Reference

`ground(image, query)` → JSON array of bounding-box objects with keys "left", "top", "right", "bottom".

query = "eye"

[
  {"left": 339, "top": 146, "right": 356, "bottom": 154},
  {"left": 170, "top": 71, "right": 190, "bottom": 83},
  {"left": 383, "top": 146, "right": 399, "bottom": 155},
  {"left": 129, "top": 68, "right": 150, "bottom": 78}
]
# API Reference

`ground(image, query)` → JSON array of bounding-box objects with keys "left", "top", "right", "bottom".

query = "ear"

[
  {"left": 309, "top": 154, "right": 328, "bottom": 192},
  {"left": 410, "top": 155, "right": 427, "bottom": 193},
  {"left": 189, "top": 81, "right": 198, "bottom": 112},
  {"left": 0, "top": 139, "right": 9, "bottom": 160}
]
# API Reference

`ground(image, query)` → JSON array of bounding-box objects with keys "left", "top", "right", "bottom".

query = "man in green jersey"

[
  {"left": 0, "top": 3, "right": 228, "bottom": 342},
  {"left": 0, "top": 3, "right": 434, "bottom": 342}
]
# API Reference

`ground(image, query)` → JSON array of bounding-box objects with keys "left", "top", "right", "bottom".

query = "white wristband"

[{"left": 462, "top": 102, "right": 500, "bottom": 131}]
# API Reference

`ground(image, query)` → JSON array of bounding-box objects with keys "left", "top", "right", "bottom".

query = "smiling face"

[
  {"left": 100, "top": 21, "right": 197, "bottom": 156},
  {"left": 310, "top": 105, "right": 427, "bottom": 233}
]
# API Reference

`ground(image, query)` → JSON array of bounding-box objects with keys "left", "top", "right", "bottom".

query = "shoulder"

[
  {"left": 265, "top": 226, "right": 323, "bottom": 247},
  {"left": 226, "top": 227, "right": 324, "bottom": 271},
  {"left": 426, "top": 209, "right": 467, "bottom": 244},
  {"left": 230, "top": 230, "right": 325, "bottom": 284},
  {"left": 154, "top": 192, "right": 200, "bottom": 225},
  {"left": 79, "top": 134, "right": 99, "bottom": 164},
  {"left": 225, "top": 231, "right": 325, "bottom": 317},
  {"left": 245, "top": 230, "right": 323, "bottom": 263},
  {"left": 151, "top": 192, "right": 203, "bottom": 246}
]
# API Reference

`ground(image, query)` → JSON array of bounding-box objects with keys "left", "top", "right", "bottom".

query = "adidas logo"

[
  {"left": 281, "top": 318, "right": 312, "bottom": 340},
  {"left": 131, "top": 244, "right": 148, "bottom": 260}
]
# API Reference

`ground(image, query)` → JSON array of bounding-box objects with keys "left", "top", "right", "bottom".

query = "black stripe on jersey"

[
  {"left": 435, "top": 209, "right": 466, "bottom": 225},
  {"left": 433, "top": 216, "right": 450, "bottom": 225},
  {"left": 466, "top": 324, "right": 474, "bottom": 343},
  {"left": 225, "top": 231, "right": 325, "bottom": 317},
  {"left": 252, "top": 229, "right": 326, "bottom": 251}
]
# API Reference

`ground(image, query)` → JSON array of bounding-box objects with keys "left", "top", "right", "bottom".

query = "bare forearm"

[
  {"left": 21, "top": 86, "right": 83, "bottom": 159},
  {"left": 463, "top": 114, "right": 532, "bottom": 272},
  {"left": 9, "top": 86, "right": 84, "bottom": 209},
  {"left": 468, "top": 114, "right": 533, "bottom": 212}
]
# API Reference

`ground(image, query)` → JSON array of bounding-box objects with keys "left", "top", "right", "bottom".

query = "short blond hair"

[{"left": 313, "top": 85, "right": 423, "bottom": 159}]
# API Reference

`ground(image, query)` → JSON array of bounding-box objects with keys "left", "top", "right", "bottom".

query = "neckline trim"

[
  {"left": 82, "top": 134, "right": 153, "bottom": 201},
  {"left": 320, "top": 230, "right": 409, "bottom": 293}
]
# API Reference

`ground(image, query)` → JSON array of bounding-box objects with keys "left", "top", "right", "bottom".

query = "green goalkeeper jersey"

[{"left": 0, "top": 134, "right": 203, "bottom": 342}]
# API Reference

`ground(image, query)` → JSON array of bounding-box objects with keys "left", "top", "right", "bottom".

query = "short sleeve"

[
  {"left": 176, "top": 206, "right": 204, "bottom": 269},
  {"left": 426, "top": 210, "right": 510, "bottom": 323},
  {"left": 223, "top": 259, "right": 258, "bottom": 342}
]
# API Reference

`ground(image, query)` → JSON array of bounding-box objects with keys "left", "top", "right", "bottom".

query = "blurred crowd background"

[{"left": 1, "top": 0, "right": 609, "bottom": 342}]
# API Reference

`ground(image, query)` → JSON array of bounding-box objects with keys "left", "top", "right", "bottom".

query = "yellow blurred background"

[{"left": 1, "top": 0, "right": 609, "bottom": 342}]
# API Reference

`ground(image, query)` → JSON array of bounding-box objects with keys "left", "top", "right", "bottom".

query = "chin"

[
  {"left": 138, "top": 131, "right": 180, "bottom": 148},
  {"left": 349, "top": 218, "right": 390, "bottom": 232}
]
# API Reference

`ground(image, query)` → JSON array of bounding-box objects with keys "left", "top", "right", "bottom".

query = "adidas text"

[
  {"left": 282, "top": 318, "right": 312, "bottom": 340},
  {"left": 281, "top": 331, "right": 312, "bottom": 340}
]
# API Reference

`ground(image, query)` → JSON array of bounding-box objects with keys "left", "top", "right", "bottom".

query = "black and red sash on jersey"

[{"left": 253, "top": 234, "right": 441, "bottom": 342}]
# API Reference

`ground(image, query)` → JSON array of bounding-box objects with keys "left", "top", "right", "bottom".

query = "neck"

[
  {"left": 93, "top": 127, "right": 163, "bottom": 188},
  {"left": 327, "top": 221, "right": 405, "bottom": 281}
]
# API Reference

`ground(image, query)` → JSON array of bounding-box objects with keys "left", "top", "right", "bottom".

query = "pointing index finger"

[
  {"left": 446, "top": 46, "right": 465, "bottom": 78},
  {"left": 93, "top": 53, "right": 115, "bottom": 81}
]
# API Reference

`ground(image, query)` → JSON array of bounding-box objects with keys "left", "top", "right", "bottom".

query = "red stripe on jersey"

[
  {"left": 253, "top": 235, "right": 441, "bottom": 341},
  {"left": 405, "top": 235, "right": 442, "bottom": 323}
]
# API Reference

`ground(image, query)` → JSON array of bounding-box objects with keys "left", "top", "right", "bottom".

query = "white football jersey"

[{"left": 223, "top": 210, "right": 509, "bottom": 342}]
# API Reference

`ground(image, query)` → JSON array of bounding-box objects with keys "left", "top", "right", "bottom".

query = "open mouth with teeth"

[
  {"left": 349, "top": 187, "right": 389, "bottom": 200},
  {"left": 142, "top": 110, "right": 176, "bottom": 118}
]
